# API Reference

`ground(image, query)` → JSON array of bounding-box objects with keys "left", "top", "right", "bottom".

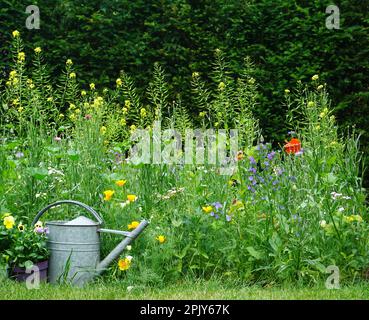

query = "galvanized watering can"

[{"left": 32, "top": 200, "right": 149, "bottom": 286}]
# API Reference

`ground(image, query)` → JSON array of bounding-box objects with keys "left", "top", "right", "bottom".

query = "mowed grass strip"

[{"left": 0, "top": 279, "right": 368, "bottom": 300}]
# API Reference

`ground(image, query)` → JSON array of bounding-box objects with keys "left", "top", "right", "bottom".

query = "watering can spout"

[{"left": 96, "top": 220, "right": 149, "bottom": 274}]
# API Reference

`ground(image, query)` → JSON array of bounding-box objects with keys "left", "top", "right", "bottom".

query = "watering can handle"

[{"left": 32, "top": 200, "right": 104, "bottom": 226}]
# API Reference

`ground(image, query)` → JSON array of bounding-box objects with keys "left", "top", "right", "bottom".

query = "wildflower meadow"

[{"left": 0, "top": 16, "right": 368, "bottom": 301}]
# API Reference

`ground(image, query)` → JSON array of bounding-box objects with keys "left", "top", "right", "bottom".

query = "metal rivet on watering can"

[{"left": 32, "top": 200, "right": 149, "bottom": 286}]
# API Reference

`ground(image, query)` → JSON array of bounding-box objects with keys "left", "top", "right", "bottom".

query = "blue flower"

[{"left": 249, "top": 156, "right": 256, "bottom": 165}]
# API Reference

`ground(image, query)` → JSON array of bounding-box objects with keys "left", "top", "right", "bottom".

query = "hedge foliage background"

[{"left": 1, "top": 0, "right": 368, "bottom": 184}]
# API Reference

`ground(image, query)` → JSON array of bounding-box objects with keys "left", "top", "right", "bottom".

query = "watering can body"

[{"left": 33, "top": 200, "right": 148, "bottom": 286}]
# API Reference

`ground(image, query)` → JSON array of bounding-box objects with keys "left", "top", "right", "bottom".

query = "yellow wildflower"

[
  {"left": 12, "top": 30, "right": 20, "bottom": 38},
  {"left": 81, "top": 90, "right": 87, "bottom": 96},
  {"left": 115, "top": 180, "right": 127, "bottom": 187},
  {"left": 125, "top": 100, "right": 131, "bottom": 108},
  {"left": 192, "top": 72, "right": 199, "bottom": 78},
  {"left": 118, "top": 257, "right": 132, "bottom": 271},
  {"left": 66, "top": 59, "right": 73, "bottom": 66},
  {"left": 122, "top": 107, "right": 128, "bottom": 114},
  {"left": 116, "top": 78, "right": 122, "bottom": 87},
  {"left": 312, "top": 74, "right": 319, "bottom": 81},
  {"left": 202, "top": 206, "right": 213, "bottom": 214},
  {"left": 120, "top": 118, "right": 126, "bottom": 126},
  {"left": 128, "top": 221, "right": 140, "bottom": 230},
  {"left": 3, "top": 215, "right": 15, "bottom": 229},
  {"left": 156, "top": 235, "right": 166, "bottom": 244},
  {"left": 34, "top": 47, "right": 42, "bottom": 54},
  {"left": 47, "top": 97, "right": 53, "bottom": 102},
  {"left": 317, "top": 84, "right": 324, "bottom": 90},
  {"left": 69, "top": 72, "right": 76, "bottom": 79},
  {"left": 284, "top": 89, "right": 290, "bottom": 94},
  {"left": 103, "top": 190, "right": 115, "bottom": 201},
  {"left": 127, "top": 194, "right": 137, "bottom": 202},
  {"left": 199, "top": 111, "right": 206, "bottom": 118},
  {"left": 90, "top": 83, "right": 95, "bottom": 90}
]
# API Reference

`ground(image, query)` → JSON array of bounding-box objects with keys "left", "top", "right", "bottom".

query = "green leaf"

[
  {"left": 246, "top": 246, "right": 262, "bottom": 260},
  {"left": 27, "top": 167, "right": 49, "bottom": 180}
]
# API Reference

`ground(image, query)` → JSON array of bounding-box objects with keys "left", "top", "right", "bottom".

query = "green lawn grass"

[{"left": 0, "top": 279, "right": 368, "bottom": 300}]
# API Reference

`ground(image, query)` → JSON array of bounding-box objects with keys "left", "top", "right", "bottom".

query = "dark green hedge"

[{"left": 1, "top": 0, "right": 368, "bottom": 182}]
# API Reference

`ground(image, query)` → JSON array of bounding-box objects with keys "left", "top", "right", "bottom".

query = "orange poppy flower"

[{"left": 284, "top": 138, "right": 301, "bottom": 154}]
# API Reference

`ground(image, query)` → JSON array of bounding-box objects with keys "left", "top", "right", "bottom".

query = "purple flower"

[
  {"left": 272, "top": 180, "right": 279, "bottom": 186},
  {"left": 34, "top": 227, "right": 45, "bottom": 234},
  {"left": 212, "top": 202, "right": 223, "bottom": 211},
  {"left": 215, "top": 214, "right": 220, "bottom": 220},
  {"left": 264, "top": 161, "right": 270, "bottom": 167},
  {"left": 247, "top": 185, "right": 256, "bottom": 193},
  {"left": 210, "top": 212, "right": 215, "bottom": 217},
  {"left": 249, "top": 167, "right": 257, "bottom": 174},
  {"left": 226, "top": 215, "right": 232, "bottom": 222},
  {"left": 248, "top": 176, "right": 255, "bottom": 182},
  {"left": 15, "top": 152, "right": 24, "bottom": 159},
  {"left": 267, "top": 151, "right": 276, "bottom": 161}
]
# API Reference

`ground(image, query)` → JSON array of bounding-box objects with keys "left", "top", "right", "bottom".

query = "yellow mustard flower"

[
  {"left": 125, "top": 100, "right": 131, "bottom": 108},
  {"left": 130, "top": 125, "right": 137, "bottom": 133},
  {"left": 3, "top": 215, "right": 15, "bottom": 229},
  {"left": 34, "top": 47, "right": 42, "bottom": 54},
  {"left": 192, "top": 71, "right": 199, "bottom": 78},
  {"left": 218, "top": 82, "right": 225, "bottom": 90},
  {"left": 312, "top": 74, "right": 319, "bottom": 81},
  {"left": 103, "top": 190, "right": 115, "bottom": 201},
  {"left": 66, "top": 59, "right": 73, "bottom": 66},
  {"left": 307, "top": 101, "right": 315, "bottom": 108},
  {"left": 9, "top": 70, "right": 17, "bottom": 79},
  {"left": 140, "top": 108, "right": 147, "bottom": 118},
  {"left": 284, "top": 89, "right": 290, "bottom": 94},
  {"left": 81, "top": 90, "right": 87, "bottom": 96},
  {"left": 12, "top": 30, "right": 20, "bottom": 38},
  {"left": 18, "top": 52, "right": 26, "bottom": 62},
  {"left": 90, "top": 83, "right": 96, "bottom": 90},
  {"left": 156, "top": 235, "right": 166, "bottom": 244},
  {"left": 128, "top": 221, "right": 140, "bottom": 230},
  {"left": 116, "top": 78, "right": 122, "bottom": 87},
  {"left": 115, "top": 180, "right": 127, "bottom": 187},
  {"left": 127, "top": 194, "right": 137, "bottom": 202},
  {"left": 100, "top": 126, "right": 107, "bottom": 135},
  {"left": 317, "top": 85, "right": 324, "bottom": 90},
  {"left": 69, "top": 72, "right": 76, "bottom": 79}
]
